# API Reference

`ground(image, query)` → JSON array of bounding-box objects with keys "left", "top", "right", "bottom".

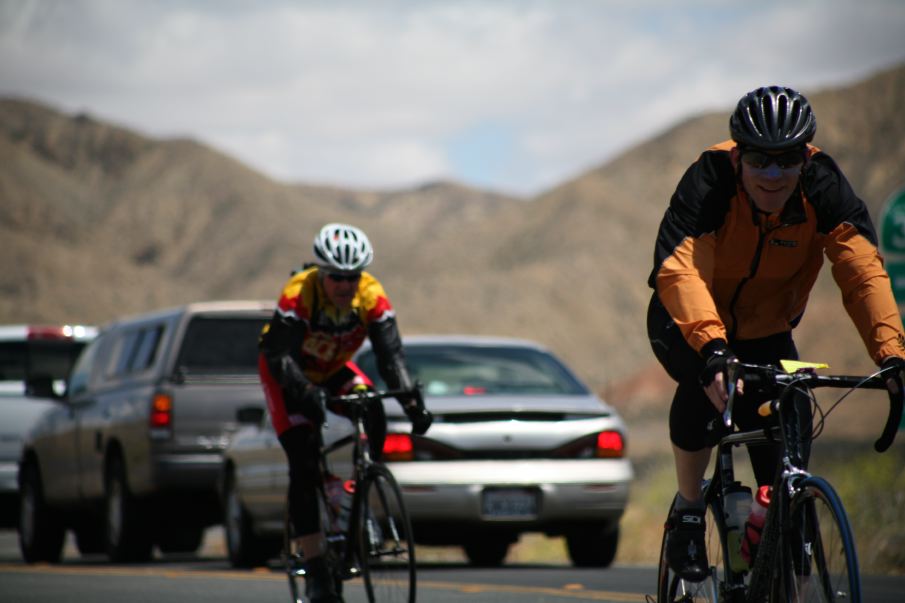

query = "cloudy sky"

[{"left": 2, "top": 0, "right": 904, "bottom": 196}]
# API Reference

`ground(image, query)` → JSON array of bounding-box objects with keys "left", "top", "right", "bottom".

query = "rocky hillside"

[{"left": 2, "top": 64, "right": 904, "bottom": 397}]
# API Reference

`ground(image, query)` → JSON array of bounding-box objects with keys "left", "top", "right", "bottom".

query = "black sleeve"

[
  {"left": 367, "top": 316, "right": 414, "bottom": 392},
  {"left": 259, "top": 312, "right": 307, "bottom": 386},
  {"left": 648, "top": 149, "right": 736, "bottom": 289},
  {"left": 803, "top": 152, "right": 878, "bottom": 243}
]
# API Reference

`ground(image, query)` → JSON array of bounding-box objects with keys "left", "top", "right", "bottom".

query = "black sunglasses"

[
  {"left": 741, "top": 150, "right": 805, "bottom": 170},
  {"left": 325, "top": 271, "right": 361, "bottom": 283}
]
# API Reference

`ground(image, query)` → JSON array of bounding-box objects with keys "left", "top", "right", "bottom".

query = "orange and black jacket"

[{"left": 649, "top": 140, "right": 905, "bottom": 364}]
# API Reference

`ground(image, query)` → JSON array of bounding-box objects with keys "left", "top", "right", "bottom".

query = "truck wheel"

[
  {"left": 74, "top": 514, "right": 106, "bottom": 556},
  {"left": 18, "top": 461, "right": 65, "bottom": 563},
  {"left": 157, "top": 524, "right": 205, "bottom": 554},
  {"left": 105, "top": 456, "right": 153, "bottom": 562},
  {"left": 566, "top": 524, "right": 619, "bottom": 567},
  {"left": 224, "top": 469, "right": 275, "bottom": 567},
  {"left": 463, "top": 536, "right": 511, "bottom": 567}
]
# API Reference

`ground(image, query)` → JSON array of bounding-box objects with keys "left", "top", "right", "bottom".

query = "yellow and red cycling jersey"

[
  {"left": 261, "top": 266, "right": 395, "bottom": 383},
  {"left": 649, "top": 140, "right": 905, "bottom": 364}
]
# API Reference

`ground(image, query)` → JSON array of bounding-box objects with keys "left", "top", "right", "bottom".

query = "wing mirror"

[{"left": 236, "top": 406, "right": 266, "bottom": 426}]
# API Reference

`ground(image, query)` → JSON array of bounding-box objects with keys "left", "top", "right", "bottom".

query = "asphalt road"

[{"left": 1, "top": 530, "right": 902, "bottom": 602}]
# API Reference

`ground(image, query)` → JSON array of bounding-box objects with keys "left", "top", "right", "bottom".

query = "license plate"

[{"left": 481, "top": 488, "right": 539, "bottom": 519}]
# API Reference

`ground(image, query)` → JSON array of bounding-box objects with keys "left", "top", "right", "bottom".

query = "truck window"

[
  {"left": 110, "top": 325, "right": 164, "bottom": 377},
  {"left": 176, "top": 317, "right": 268, "bottom": 374},
  {"left": 0, "top": 340, "right": 88, "bottom": 383},
  {"left": 68, "top": 336, "right": 104, "bottom": 397}
]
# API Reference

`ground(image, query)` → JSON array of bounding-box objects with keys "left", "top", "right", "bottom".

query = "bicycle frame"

[{"left": 318, "top": 390, "right": 405, "bottom": 573}]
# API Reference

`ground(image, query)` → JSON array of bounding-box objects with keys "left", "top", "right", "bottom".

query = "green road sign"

[
  {"left": 880, "top": 186, "right": 905, "bottom": 256},
  {"left": 885, "top": 262, "right": 905, "bottom": 301}
]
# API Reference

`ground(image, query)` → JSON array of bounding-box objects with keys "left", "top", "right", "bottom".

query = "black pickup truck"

[{"left": 18, "top": 301, "right": 273, "bottom": 562}]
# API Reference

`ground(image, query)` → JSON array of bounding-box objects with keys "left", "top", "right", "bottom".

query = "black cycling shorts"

[{"left": 647, "top": 294, "right": 804, "bottom": 484}]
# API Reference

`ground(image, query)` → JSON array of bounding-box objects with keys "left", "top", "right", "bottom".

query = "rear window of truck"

[{"left": 175, "top": 316, "right": 269, "bottom": 374}]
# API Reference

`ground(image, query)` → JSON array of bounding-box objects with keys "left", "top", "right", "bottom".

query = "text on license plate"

[{"left": 481, "top": 487, "right": 539, "bottom": 518}]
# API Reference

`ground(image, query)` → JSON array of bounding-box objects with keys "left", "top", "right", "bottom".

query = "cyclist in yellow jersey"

[{"left": 259, "top": 223, "right": 431, "bottom": 603}]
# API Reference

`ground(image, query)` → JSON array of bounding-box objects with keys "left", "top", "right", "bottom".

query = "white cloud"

[{"left": 2, "top": 0, "right": 904, "bottom": 195}]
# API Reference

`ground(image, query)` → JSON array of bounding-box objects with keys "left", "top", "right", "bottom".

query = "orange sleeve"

[
  {"left": 827, "top": 223, "right": 905, "bottom": 363},
  {"left": 656, "top": 233, "right": 727, "bottom": 353}
]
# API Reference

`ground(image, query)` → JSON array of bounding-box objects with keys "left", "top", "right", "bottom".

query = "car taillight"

[
  {"left": 595, "top": 430, "right": 624, "bottom": 458},
  {"left": 150, "top": 393, "right": 173, "bottom": 429},
  {"left": 383, "top": 433, "right": 414, "bottom": 461},
  {"left": 26, "top": 326, "right": 70, "bottom": 340}
]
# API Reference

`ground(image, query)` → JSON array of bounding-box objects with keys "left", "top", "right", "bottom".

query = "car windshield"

[
  {"left": 357, "top": 344, "right": 589, "bottom": 396},
  {"left": 0, "top": 340, "right": 87, "bottom": 383},
  {"left": 175, "top": 317, "right": 269, "bottom": 374}
]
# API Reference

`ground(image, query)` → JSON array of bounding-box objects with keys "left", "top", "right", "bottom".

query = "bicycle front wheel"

[
  {"left": 781, "top": 476, "right": 860, "bottom": 603},
  {"left": 356, "top": 464, "right": 416, "bottom": 602},
  {"left": 656, "top": 495, "right": 723, "bottom": 603}
]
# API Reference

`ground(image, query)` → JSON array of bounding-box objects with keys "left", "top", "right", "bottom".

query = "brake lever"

[{"left": 723, "top": 358, "right": 741, "bottom": 429}]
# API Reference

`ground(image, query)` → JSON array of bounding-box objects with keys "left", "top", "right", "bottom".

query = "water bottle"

[
  {"left": 741, "top": 485, "right": 771, "bottom": 565},
  {"left": 723, "top": 482, "right": 752, "bottom": 573}
]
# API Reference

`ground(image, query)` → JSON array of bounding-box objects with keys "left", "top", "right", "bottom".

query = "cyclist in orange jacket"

[
  {"left": 647, "top": 86, "right": 905, "bottom": 581},
  {"left": 259, "top": 223, "right": 431, "bottom": 602}
]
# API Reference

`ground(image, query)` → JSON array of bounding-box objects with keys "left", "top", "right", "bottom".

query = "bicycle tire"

[
  {"left": 656, "top": 495, "right": 723, "bottom": 603},
  {"left": 356, "top": 464, "right": 416, "bottom": 603},
  {"left": 780, "top": 476, "right": 860, "bottom": 603}
]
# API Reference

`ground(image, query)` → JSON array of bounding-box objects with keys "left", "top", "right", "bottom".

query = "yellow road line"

[{"left": 0, "top": 564, "right": 647, "bottom": 601}]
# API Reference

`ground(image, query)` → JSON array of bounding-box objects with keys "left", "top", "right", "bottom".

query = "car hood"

[{"left": 386, "top": 393, "right": 613, "bottom": 419}]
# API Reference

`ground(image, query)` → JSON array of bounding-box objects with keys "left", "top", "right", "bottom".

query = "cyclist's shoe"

[
  {"left": 666, "top": 506, "right": 708, "bottom": 582},
  {"left": 305, "top": 555, "right": 344, "bottom": 603}
]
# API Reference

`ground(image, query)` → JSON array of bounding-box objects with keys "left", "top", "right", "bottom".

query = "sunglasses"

[
  {"left": 325, "top": 271, "right": 361, "bottom": 283},
  {"left": 741, "top": 150, "right": 805, "bottom": 170}
]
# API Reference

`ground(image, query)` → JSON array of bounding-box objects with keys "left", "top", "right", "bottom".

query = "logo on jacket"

[{"left": 770, "top": 239, "right": 798, "bottom": 248}]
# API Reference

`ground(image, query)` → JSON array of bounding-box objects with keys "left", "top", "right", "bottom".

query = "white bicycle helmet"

[{"left": 313, "top": 223, "right": 374, "bottom": 272}]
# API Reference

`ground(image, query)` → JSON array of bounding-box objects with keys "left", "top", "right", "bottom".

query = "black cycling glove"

[
  {"left": 699, "top": 339, "right": 737, "bottom": 388},
  {"left": 400, "top": 386, "right": 433, "bottom": 435},
  {"left": 278, "top": 355, "right": 327, "bottom": 425}
]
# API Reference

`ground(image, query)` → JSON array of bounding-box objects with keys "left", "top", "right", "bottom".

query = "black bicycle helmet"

[{"left": 729, "top": 86, "right": 816, "bottom": 151}]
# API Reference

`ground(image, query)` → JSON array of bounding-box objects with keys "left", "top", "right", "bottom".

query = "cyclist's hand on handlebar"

[
  {"left": 881, "top": 356, "right": 905, "bottom": 395},
  {"left": 699, "top": 341, "right": 743, "bottom": 412},
  {"left": 286, "top": 384, "right": 328, "bottom": 426},
  {"left": 407, "top": 406, "right": 433, "bottom": 435},
  {"left": 399, "top": 386, "right": 433, "bottom": 435}
]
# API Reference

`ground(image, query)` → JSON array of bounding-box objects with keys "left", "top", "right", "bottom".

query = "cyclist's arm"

[
  {"left": 367, "top": 316, "right": 415, "bottom": 393},
  {"left": 810, "top": 155, "right": 905, "bottom": 364},
  {"left": 259, "top": 273, "right": 313, "bottom": 388},
  {"left": 651, "top": 147, "right": 735, "bottom": 354}
]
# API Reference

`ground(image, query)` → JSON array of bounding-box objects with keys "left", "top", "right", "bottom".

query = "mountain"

[{"left": 3, "top": 64, "right": 904, "bottom": 398}]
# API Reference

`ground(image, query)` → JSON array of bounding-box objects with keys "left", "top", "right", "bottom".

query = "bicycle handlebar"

[
  {"left": 725, "top": 362, "right": 903, "bottom": 453},
  {"left": 329, "top": 388, "right": 415, "bottom": 405}
]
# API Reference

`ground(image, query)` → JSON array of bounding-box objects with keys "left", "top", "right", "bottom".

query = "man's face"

[
  {"left": 732, "top": 147, "right": 806, "bottom": 214},
  {"left": 321, "top": 270, "right": 361, "bottom": 309}
]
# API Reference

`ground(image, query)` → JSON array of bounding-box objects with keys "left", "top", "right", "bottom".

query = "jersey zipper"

[{"left": 726, "top": 217, "right": 770, "bottom": 341}]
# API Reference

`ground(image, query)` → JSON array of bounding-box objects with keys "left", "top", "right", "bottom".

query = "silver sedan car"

[{"left": 221, "top": 335, "right": 633, "bottom": 567}]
